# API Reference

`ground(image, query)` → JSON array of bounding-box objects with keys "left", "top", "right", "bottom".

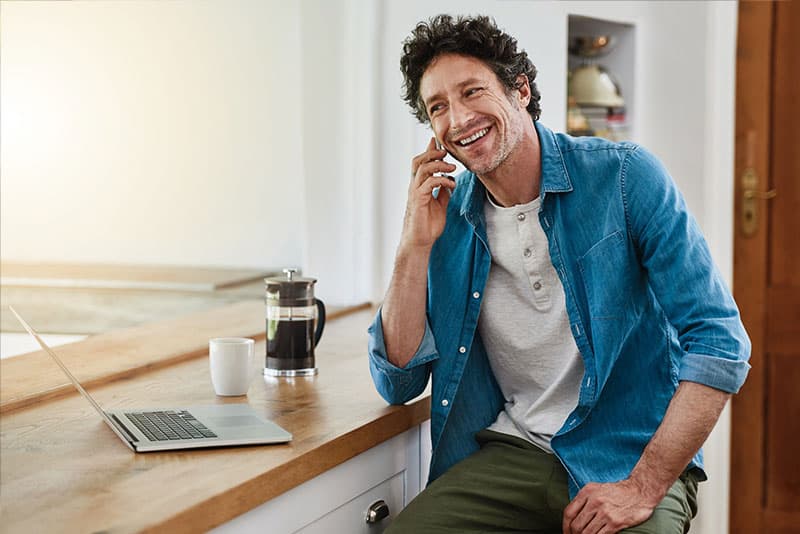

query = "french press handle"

[{"left": 314, "top": 299, "right": 326, "bottom": 346}]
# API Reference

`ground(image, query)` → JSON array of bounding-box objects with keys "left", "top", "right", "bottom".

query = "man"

[{"left": 368, "top": 14, "right": 750, "bottom": 534}]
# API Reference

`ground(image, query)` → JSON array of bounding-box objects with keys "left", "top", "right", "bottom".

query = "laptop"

[{"left": 9, "top": 306, "right": 292, "bottom": 452}]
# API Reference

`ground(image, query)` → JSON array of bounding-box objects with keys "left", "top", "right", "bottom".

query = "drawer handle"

[{"left": 366, "top": 499, "right": 390, "bottom": 524}]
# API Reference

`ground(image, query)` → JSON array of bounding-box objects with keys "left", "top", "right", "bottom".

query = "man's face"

[{"left": 420, "top": 53, "right": 531, "bottom": 176}]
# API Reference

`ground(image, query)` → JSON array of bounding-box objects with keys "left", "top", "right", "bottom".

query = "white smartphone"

[{"left": 432, "top": 136, "right": 451, "bottom": 199}]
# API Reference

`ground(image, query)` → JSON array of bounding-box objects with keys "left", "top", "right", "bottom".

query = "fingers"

[
  {"left": 411, "top": 137, "right": 452, "bottom": 182},
  {"left": 563, "top": 490, "right": 587, "bottom": 533},
  {"left": 413, "top": 161, "right": 457, "bottom": 189},
  {"left": 412, "top": 175, "right": 456, "bottom": 200}
]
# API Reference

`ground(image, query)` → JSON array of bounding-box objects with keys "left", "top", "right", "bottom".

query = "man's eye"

[
  {"left": 466, "top": 87, "right": 484, "bottom": 97},
  {"left": 429, "top": 104, "right": 444, "bottom": 115}
]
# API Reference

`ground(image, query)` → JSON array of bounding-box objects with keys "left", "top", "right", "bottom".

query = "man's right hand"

[{"left": 401, "top": 137, "right": 457, "bottom": 251}]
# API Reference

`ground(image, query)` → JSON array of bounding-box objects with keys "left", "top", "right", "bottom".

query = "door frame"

[{"left": 730, "top": 2, "right": 772, "bottom": 532}]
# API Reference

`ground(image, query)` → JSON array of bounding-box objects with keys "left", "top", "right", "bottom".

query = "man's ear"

[{"left": 515, "top": 74, "right": 531, "bottom": 107}]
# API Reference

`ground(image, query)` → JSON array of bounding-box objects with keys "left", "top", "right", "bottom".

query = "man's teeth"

[{"left": 459, "top": 128, "right": 488, "bottom": 146}]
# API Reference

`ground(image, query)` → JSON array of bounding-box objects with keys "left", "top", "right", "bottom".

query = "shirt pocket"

[{"left": 577, "top": 230, "right": 630, "bottom": 320}]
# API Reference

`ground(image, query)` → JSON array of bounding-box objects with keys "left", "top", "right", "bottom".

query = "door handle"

[{"left": 742, "top": 167, "right": 777, "bottom": 237}]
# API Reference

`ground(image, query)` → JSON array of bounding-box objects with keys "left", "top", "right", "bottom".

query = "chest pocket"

[{"left": 577, "top": 230, "right": 631, "bottom": 320}]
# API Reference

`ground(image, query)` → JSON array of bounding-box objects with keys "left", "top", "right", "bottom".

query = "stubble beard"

[{"left": 464, "top": 119, "right": 525, "bottom": 177}]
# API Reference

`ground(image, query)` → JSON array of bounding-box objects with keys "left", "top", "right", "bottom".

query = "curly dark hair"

[{"left": 400, "top": 14, "right": 542, "bottom": 124}]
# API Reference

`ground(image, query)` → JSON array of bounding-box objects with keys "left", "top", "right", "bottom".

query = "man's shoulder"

[
  {"left": 552, "top": 132, "right": 666, "bottom": 182},
  {"left": 554, "top": 131, "right": 638, "bottom": 156}
]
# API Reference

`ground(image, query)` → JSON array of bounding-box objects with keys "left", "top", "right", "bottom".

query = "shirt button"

[
  {"left": 533, "top": 281, "right": 542, "bottom": 290},
  {"left": 441, "top": 399, "right": 449, "bottom": 407},
  {"left": 459, "top": 346, "right": 467, "bottom": 354},
  {"left": 472, "top": 291, "right": 480, "bottom": 299},
  {"left": 524, "top": 248, "right": 532, "bottom": 258},
  {"left": 517, "top": 213, "right": 526, "bottom": 221}
]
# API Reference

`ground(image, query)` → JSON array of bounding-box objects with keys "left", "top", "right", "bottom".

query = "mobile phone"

[{"left": 432, "top": 136, "right": 451, "bottom": 199}]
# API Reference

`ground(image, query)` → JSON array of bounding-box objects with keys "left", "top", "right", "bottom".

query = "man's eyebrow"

[{"left": 423, "top": 77, "right": 487, "bottom": 107}]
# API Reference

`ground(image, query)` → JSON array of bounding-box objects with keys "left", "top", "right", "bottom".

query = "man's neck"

[{"left": 478, "top": 124, "right": 541, "bottom": 208}]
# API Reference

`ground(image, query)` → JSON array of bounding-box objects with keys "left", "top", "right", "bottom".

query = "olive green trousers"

[{"left": 386, "top": 430, "right": 698, "bottom": 534}]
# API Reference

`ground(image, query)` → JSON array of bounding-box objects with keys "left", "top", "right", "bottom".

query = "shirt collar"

[{"left": 459, "top": 121, "right": 573, "bottom": 220}]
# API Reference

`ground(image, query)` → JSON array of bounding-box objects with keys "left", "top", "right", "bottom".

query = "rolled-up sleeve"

[
  {"left": 623, "top": 146, "right": 751, "bottom": 393},
  {"left": 368, "top": 306, "right": 439, "bottom": 404},
  {"left": 678, "top": 351, "right": 751, "bottom": 393}
]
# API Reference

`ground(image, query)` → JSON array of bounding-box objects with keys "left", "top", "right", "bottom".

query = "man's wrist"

[
  {"left": 626, "top": 468, "right": 671, "bottom": 508},
  {"left": 397, "top": 238, "right": 433, "bottom": 257},
  {"left": 395, "top": 242, "right": 433, "bottom": 273}
]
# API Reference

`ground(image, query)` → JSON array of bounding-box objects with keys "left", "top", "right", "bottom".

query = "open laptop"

[{"left": 9, "top": 306, "right": 292, "bottom": 452}]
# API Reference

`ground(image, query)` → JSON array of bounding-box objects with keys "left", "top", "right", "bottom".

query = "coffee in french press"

[{"left": 263, "top": 269, "right": 326, "bottom": 376}]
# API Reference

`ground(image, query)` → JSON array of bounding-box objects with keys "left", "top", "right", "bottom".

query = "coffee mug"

[{"left": 209, "top": 337, "right": 255, "bottom": 396}]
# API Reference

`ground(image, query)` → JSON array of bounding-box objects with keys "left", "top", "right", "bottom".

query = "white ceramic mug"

[{"left": 209, "top": 337, "right": 255, "bottom": 396}]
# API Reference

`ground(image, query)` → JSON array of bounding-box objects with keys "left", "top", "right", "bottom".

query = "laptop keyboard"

[{"left": 124, "top": 410, "right": 218, "bottom": 441}]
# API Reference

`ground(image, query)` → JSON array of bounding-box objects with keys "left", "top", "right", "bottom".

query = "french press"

[{"left": 263, "top": 268, "right": 326, "bottom": 377}]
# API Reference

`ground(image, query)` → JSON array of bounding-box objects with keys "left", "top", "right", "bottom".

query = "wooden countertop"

[
  {"left": 0, "top": 304, "right": 431, "bottom": 533},
  {"left": 0, "top": 301, "right": 363, "bottom": 413}
]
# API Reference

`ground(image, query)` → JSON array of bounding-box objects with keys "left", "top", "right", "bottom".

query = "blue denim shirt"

[{"left": 368, "top": 122, "right": 751, "bottom": 497}]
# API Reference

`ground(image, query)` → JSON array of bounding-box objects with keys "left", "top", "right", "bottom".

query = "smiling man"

[{"left": 368, "top": 14, "right": 751, "bottom": 534}]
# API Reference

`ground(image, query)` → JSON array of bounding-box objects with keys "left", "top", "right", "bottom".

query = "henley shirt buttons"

[
  {"left": 533, "top": 281, "right": 542, "bottom": 290},
  {"left": 524, "top": 248, "right": 532, "bottom": 258},
  {"left": 472, "top": 291, "right": 480, "bottom": 299},
  {"left": 441, "top": 399, "right": 449, "bottom": 407},
  {"left": 517, "top": 213, "right": 526, "bottom": 221},
  {"left": 459, "top": 346, "right": 467, "bottom": 354}
]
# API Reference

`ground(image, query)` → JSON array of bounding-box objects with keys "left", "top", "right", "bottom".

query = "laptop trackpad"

[{"left": 207, "top": 415, "right": 264, "bottom": 427}]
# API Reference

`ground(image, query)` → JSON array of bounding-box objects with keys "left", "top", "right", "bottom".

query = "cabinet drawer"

[
  {"left": 297, "top": 472, "right": 404, "bottom": 533},
  {"left": 211, "top": 426, "right": 425, "bottom": 534}
]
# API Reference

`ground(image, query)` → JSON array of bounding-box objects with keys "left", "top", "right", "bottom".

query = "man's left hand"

[{"left": 561, "top": 478, "right": 660, "bottom": 534}]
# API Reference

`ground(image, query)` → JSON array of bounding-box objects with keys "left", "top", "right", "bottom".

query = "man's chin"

[
  {"left": 464, "top": 160, "right": 501, "bottom": 177},
  {"left": 455, "top": 155, "right": 489, "bottom": 175}
]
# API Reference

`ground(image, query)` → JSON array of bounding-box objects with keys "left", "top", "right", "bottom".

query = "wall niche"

[{"left": 567, "top": 15, "right": 635, "bottom": 142}]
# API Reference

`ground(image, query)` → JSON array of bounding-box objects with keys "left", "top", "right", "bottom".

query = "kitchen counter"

[{"left": 0, "top": 302, "right": 431, "bottom": 533}]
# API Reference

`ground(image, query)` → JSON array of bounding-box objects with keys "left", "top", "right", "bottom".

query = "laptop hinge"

[{"left": 111, "top": 414, "right": 139, "bottom": 443}]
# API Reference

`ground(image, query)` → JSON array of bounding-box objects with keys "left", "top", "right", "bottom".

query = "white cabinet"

[
  {"left": 297, "top": 471, "right": 404, "bottom": 534},
  {"left": 212, "top": 424, "right": 430, "bottom": 534}
]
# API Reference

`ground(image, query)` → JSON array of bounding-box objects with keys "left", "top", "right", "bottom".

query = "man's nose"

[{"left": 448, "top": 99, "right": 475, "bottom": 132}]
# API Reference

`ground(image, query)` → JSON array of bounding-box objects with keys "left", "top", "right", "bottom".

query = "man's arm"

[
  {"left": 382, "top": 137, "right": 455, "bottom": 368},
  {"left": 382, "top": 245, "right": 432, "bottom": 368},
  {"left": 562, "top": 381, "right": 729, "bottom": 534},
  {"left": 559, "top": 146, "right": 748, "bottom": 534}
]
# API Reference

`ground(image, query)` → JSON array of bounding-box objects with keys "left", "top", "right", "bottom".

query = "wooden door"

[{"left": 731, "top": 1, "right": 800, "bottom": 533}]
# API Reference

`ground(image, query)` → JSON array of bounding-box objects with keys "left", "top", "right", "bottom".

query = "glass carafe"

[{"left": 264, "top": 269, "right": 325, "bottom": 376}]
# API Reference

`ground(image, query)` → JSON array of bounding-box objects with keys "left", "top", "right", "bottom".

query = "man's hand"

[
  {"left": 561, "top": 381, "right": 730, "bottom": 534},
  {"left": 561, "top": 478, "right": 660, "bottom": 534},
  {"left": 401, "top": 137, "right": 457, "bottom": 250}
]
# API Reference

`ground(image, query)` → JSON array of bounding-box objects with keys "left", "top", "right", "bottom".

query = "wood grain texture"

[
  {"left": 0, "top": 305, "right": 430, "bottom": 533},
  {"left": 731, "top": 2, "right": 773, "bottom": 532},
  {"left": 0, "top": 301, "right": 370, "bottom": 413},
  {"left": 768, "top": 0, "right": 800, "bottom": 288},
  {"left": 765, "top": 353, "right": 800, "bottom": 511},
  {"left": 733, "top": 1, "right": 800, "bottom": 532}
]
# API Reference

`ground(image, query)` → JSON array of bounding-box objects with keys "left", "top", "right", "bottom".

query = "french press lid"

[{"left": 264, "top": 268, "right": 318, "bottom": 306}]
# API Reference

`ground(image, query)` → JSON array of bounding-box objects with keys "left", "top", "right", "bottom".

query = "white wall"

[
  {"left": 298, "top": 0, "right": 380, "bottom": 305},
  {"left": 1, "top": 0, "right": 304, "bottom": 273},
  {"left": 0, "top": 0, "right": 377, "bottom": 306}
]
